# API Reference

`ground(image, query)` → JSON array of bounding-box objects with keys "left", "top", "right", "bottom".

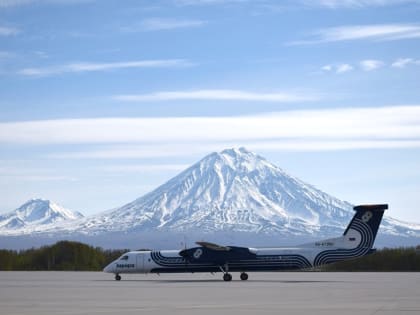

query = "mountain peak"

[
  {"left": 219, "top": 147, "right": 252, "bottom": 157},
  {"left": 0, "top": 199, "right": 84, "bottom": 231},
  {"left": 17, "top": 198, "right": 84, "bottom": 222},
  {"left": 202, "top": 147, "right": 272, "bottom": 174},
  {"left": 23, "top": 198, "right": 51, "bottom": 208}
]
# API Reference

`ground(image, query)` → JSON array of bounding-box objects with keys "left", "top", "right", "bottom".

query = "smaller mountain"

[{"left": 0, "top": 199, "right": 84, "bottom": 231}]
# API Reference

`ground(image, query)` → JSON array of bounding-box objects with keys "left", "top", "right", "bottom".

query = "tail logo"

[{"left": 362, "top": 211, "right": 373, "bottom": 223}]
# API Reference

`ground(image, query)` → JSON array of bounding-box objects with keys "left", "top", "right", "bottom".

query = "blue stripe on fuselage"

[{"left": 150, "top": 250, "right": 312, "bottom": 272}]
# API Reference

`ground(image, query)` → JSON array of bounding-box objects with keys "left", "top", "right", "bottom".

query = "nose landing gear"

[{"left": 115, "top": 274, "right": 121, "bottom": 281}]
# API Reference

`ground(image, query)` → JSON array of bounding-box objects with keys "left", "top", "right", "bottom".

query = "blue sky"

[{"left": 1, "top": 0, "right": 420, "bottom": 221}]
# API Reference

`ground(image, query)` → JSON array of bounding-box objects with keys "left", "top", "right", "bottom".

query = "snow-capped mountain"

[
  {"left": 63, "top": 147, "right": 417, "bottom": 239},
  {"left": 1, "top": 148, "right": 420, "bottom": 249},
  {"left": 0, "top": 199, "right": 84, "bottom": 231},
  {"left": 84, "top": 147, "right": 352, "bottom": 234}
]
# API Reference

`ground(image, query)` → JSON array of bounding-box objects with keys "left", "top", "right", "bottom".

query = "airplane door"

[{"left": 136, "top": 254, "right": 144, "bottom": 271}]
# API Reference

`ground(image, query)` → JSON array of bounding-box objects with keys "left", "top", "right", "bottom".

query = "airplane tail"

[
  {"left": 313, "top": 204, "right": 388, "bottom": 266},
  {"left": 343, "top": 204, "right": 388, "bottom": 243}
]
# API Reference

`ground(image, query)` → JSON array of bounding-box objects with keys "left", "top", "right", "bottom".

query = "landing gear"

[
  {"left": 240, "top": 272, "right": 248, "bottom": 281},
  {"left": 223, "top": 273, "right": 232, "bottom": 281},
  {"left": 219, "top": 264, "right": 232, "bottom": 282},
  {"left": 115, "top": 274, "right": 121, "bottom": 281}
]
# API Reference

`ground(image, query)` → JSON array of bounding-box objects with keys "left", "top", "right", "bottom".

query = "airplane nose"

[{"left": 103, "top": 263, "right": 115, "bottom": 273}]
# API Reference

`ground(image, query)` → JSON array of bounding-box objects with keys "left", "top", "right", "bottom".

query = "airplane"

[{"left": 103, "top": 204, "right": 387, "bottom": 281}]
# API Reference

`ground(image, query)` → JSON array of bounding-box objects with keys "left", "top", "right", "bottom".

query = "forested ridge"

[
  {"left": 324, "top": 247, "right": 420, "bottom": 271},
  {"left": 0, "top": 241, "right": 127, "bottom": 271},
  {"left": 1, "top": 241, "right": 420, "bottom": 271}
]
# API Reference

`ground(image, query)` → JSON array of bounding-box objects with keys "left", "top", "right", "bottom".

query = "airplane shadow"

[
  {"left": 96, "top": 279, "right": 345, "bottom": 284},
  {"left": 151, "top": 280, "right": 344, "bottom": 284}
]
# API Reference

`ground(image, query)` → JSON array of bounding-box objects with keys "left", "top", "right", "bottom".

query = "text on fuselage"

[{"left": 117, "top": 264, "right": 135, "bottom": 268}]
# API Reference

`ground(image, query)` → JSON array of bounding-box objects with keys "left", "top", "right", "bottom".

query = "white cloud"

[
  {"left": 0, "top": 0, "right": 92, "bottom": 8},
  {"left": 50, "top": 139, "right": 420, "bottom": 160},
  {"left": 391, "top": 57, "right": 420, "bottom": 68},
  {"left": 18, "top": 59, "right": 193, "bottom": 76},
  {"left": 0, "top": 174, "right": 77, "bottom": 181},
  {"left": 175, "top": 0, "right": 248, "bottom": 5},
  {"left": 0, "top": 166, "right": 77, "bottom": 181},
  {"left": 0, "top": 26, "right": 19, "bottom": 36},
  {"left": 103, "top": 164, "right": 190, "bottom": 173},
  {"left": 304, "top": 0, "right": 420, "bottom": 8},
  {"left": 135, "top": 18, "right": 207, "bottom": 31},
  {"left": 321, "top": 65, "right": 333, "bottom": 71},
  {"left": 321, "top": 64, "right": 351, "bottom": 73},
  {"left": 321, "top": 63, "right": 354, "bottom": 74},
  {"left": 359, "top": 59, "right": 384, "bottom": 71},
  {"left": 114, "top": 89, "right": 317, "bottom": 102},
  {"left": 50, "top": 145, "right": 211, "bottom": 159},
  {"left": 244, "top": 139, "right": 420, "bottom": 152},
  {"left": 322, "top": 59, "right": 401, "bottom": 73},
  {"left": 321, "top": 63, "right": 355, "bottom": 74},
  {"left": 1, "top": 106, "right": 420, "bottom": 156},
  {"left": 336, "top": 64, "right": 353, "bottom": 73},
  {"left": 319, "top": 24, "right": 420, "bottom": 41},
  {"left": 392, "top": 58, "right": 413, "bottom": 68},
  {"left": 290, "top": 23, "right": 420, "bottom": 45}
]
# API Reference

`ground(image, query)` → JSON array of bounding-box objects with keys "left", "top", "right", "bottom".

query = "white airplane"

[{"left": 104, "top": 204, "right": 387, "bottom": 281}]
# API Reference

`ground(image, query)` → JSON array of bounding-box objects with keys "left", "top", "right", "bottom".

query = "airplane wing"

[
  {"left": 179, "top": 242, "right": 256, "bottom": 263},
  {"left": 195, "top": 241, "right": 231, "bottom": 251}
]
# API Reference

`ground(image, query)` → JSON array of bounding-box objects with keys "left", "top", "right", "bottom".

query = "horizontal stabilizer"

[{"left": 353, "top": 204, "right": 388, "bottom": 211}]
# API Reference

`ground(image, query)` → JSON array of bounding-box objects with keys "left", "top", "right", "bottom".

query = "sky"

[{"left": 1, "top": 0, "right": 420, "bottom": 221}]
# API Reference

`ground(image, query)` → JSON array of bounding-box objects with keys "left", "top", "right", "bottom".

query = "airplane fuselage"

[
  {"left": 105, "top": 247, "right": 317, "bottom": 275},
  {"left": 104, "top": 204, "right": 387, "bottom": 281}
]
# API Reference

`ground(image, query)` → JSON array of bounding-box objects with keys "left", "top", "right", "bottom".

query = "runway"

[{"left": 0, "top": 272, "right": 419, "bottom": 315}]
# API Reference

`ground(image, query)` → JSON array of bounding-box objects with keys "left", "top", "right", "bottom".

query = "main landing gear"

[
  {"left": 222, "top": 272, "right": 249, "bottom": 281},
  {"left": 223, "top": 273, "right": 232, "bottom": 281},
  {"left": 219, "top": 264, "right": 249, "bottom": 281},
  {"left": 115, "top": 274, "right": 121, "bottom": 281},
  {"left": 240, "top": 272, "right": 249, "bottom": 281}
]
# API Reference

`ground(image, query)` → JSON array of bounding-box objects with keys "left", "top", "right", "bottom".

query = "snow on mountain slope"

[
  {"left": 75, "top": 148, "right": 355, "bottom": 234},
  {"left": 0, "top": 199, "right": 84, "bottom": 232}
]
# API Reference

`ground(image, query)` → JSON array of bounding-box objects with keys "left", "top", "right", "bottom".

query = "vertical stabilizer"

[
  {"left": 314, "top": 204, "right": 387, "bottom": 266},
  {"left": 343, "top": 204, "right": 388, "bottom": 244}
]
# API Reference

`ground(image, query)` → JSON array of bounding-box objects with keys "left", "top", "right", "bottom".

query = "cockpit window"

[{"left": 120, "top": 255, "right": 129, "bottom": 261}]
